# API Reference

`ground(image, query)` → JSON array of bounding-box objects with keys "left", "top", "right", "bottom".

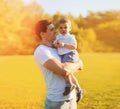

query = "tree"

[{"left": 0, "top": 0, "right": 44, "bottom": 55}]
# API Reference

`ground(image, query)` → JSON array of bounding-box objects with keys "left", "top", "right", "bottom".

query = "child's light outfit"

[
  {"left": 55, "top": 34, "right": 80, "bottom": 94},
  {"left": 55, "top": 34, "right": 80, "bottom": 63},
  {"left": 55, "top": 33, "right": 85, "bottom": 101}
]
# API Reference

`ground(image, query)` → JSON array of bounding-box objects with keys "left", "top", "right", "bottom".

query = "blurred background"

[
  {"left": 0, "top": 0, "right": 120, "bottom": 55},
  {"left": 0, "top": 1, "right": 120, "bottom": 109}
]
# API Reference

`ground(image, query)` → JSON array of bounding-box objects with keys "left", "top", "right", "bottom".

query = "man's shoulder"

[
  {"left": 34, "top": 45, "right": 46, "bottom": 55},
  {"left": 34, "top": 45, "right": 43, "bottom": 51}
]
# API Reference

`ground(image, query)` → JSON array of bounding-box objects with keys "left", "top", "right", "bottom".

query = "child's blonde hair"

[{"left": 59, "top": 17, "right": 71, "bottom": 26}]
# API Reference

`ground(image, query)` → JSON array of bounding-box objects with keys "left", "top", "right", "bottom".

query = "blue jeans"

[
  {"left": 61, "top": 51, "right": 79, "bottom": 63},
  {"left": 45, "top": 98, "right": 77, "bottom": 109}
]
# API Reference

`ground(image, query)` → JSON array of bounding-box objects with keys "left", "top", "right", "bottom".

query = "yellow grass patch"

[{"left": 0, "top": 53, "right": 120, "bottom": 109}]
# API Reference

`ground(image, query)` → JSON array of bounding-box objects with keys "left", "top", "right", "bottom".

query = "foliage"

[
  {"left": 0, "top": 0, "right": 43, "bottom": 55},
  {"left": 95, "top": 20, "right": 120, "bottom": 52},
  {"left": 0, "top": 0, "right": 120, "bottom": 55}
]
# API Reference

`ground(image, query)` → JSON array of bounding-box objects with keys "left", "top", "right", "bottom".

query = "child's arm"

[
  {"left": 56, "top": 42, "right": 77, "bottom": 50},
  {"left": 63, "top": 43, "right": 77, "bottom": 50},
  {"left": 53, "top": 41, "right": 58, "bottom": 48}
]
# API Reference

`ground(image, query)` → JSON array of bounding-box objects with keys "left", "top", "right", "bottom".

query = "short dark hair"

[{"left": 35, "top": 20, "right": 52, "bottom": 39}]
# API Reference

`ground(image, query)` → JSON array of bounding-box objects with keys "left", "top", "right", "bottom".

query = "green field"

[{"left": 0, "top": 53, "right": 120, "bottom": 109}]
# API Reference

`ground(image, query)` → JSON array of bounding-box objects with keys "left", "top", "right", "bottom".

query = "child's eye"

[
  {"left": 60, "top": 27, "right": 63, "bottom": 29},
  {"left": 64, "top": 27, "right": 67, "bottom": 29},
  {"left": 59, "top": 27, "right": 67, "bottom": 29}
]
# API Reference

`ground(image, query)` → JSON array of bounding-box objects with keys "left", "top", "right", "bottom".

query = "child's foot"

[
  {"left": 76, "top": 89, "right": 85, "bottom": 102},
  {"left": 63, "top": 85, "right": 75, "bottom": 96}
]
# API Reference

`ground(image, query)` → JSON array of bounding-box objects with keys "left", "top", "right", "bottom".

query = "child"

[{"left": 54, "top": 18, "right": 85, "bottom": 102}]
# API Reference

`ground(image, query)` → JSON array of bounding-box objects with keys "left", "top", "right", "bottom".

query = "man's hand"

[
  {"left": 63, "top": 59, "right": 83, "bottom": 74},
  {"left": 43, "top": 58, "right": 83, "bottom": 78},
  {"left": 78, "top": 59, "right": 83, "bottom": 70}
]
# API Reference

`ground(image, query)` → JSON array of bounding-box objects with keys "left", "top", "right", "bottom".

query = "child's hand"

[
  {"left": 53, "top": 42, "right": 58, "bottom": 48},
  {"left": 57, "top": 42, "right": 64, "bottom": 48}
]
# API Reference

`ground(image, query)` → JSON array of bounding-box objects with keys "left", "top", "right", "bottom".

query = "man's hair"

[
  {"left": 59, "top": 17, "right": 71, "bottom": 25},
  {"left": 35, "top": 20, "right": 52, "bottom": 39}
]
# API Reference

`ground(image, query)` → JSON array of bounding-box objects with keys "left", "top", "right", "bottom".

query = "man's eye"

[{"left": 51, "top": 28, "right": 54, "bottom": 31}]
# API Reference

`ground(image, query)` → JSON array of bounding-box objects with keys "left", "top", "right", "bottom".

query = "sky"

[{"left": 23, "top": 0, "right": 120, "bottom": 17}]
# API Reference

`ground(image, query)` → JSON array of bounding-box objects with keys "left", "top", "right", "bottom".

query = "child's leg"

[
  {"left": 64, "top": 74, "right": 74, "bottom": 86},
  {"left": 70, "top": 74, "right": 85, "bottom": 102},
  {"left": 61, "top": 51, "right": 81, "bottom": 96},
  {"left": 70, "top": 74, "right": 81, "bottom": 91},
  {"left": 63, "top": 75, "right": 75, "bottom": 96}
]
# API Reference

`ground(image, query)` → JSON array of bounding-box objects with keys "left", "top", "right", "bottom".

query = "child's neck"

[{"left": 61, "top": 33, "right": 70, "bottom": 36}]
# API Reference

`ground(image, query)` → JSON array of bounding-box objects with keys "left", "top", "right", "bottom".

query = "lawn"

[{"left": 0, "top": 53, "right": 120, "bottom": 109}]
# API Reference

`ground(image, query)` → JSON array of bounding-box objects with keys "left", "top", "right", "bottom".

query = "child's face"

[{"left": 59, "top": 23, "right": 71, "bottom": 35}]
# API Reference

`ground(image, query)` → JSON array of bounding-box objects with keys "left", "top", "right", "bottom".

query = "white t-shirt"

[
  {"left": 55, "top": 34, "right": 77, "bottom": 55},
  {"left": 34, "top": 45, "right": 76, "bottom": 101}
]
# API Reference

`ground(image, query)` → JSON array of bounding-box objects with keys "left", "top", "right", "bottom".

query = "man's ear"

[
  {"left": 40, "top": 32, "right": 45, "bottom": 39},
  {"left": 40, "top": 32, "right": 44, "bottom": 37}
]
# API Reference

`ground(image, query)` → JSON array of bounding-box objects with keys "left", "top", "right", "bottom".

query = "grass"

[{"left": 0, "top": 53, "right": 120, "bottom": 109}]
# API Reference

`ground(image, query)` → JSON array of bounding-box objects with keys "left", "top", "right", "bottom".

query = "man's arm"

[
  {"left": 63, "top": 59, "right": 83, "bottom": 73},
  {"left": 43, "top": 58, "right": 83, "bottom": 78}
]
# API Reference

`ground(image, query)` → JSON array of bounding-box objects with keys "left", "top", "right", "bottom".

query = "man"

[{"left": 34, "top": 20, "right": 83, "bottom": 109}]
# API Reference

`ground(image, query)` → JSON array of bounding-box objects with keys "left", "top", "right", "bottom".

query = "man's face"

[{"left": 45, "top": 24, "right": 56, "bottom": 42}]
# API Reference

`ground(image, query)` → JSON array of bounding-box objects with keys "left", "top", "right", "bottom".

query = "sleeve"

[
  {"left": 70, "top": 35, "right": 77, "bottom": 45},
  {"left": 34, "top": 47, "right": 53, "bottom": 65},
  {"left": 55, "top": 35, "right": 61, "bottom": 42},
  {"left": 53, "top": 35, "right": 59, "bottom": 44}
]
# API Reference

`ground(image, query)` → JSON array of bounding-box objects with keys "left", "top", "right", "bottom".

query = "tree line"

[{"left": 0, "top": 0, "right": 120, "bottom": 55}]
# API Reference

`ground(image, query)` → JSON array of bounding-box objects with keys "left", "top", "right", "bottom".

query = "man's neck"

[{"left": 41, "top": 41, "right": 53, "bottom": 47}]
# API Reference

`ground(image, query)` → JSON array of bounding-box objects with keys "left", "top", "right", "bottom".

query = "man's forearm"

[
  {"left": 63, "top": 60, "right": 83, "bottom": 74},
  {"left": 43, "top": 58, "right": 70, "bottom": 77},
  {"left": 43, "top": 58, "right": 83, "bottom": 79}
]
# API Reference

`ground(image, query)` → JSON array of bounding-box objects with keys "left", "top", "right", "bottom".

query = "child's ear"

[{"left": 69, "top": 26, "right": 72, "bottom": 31}]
